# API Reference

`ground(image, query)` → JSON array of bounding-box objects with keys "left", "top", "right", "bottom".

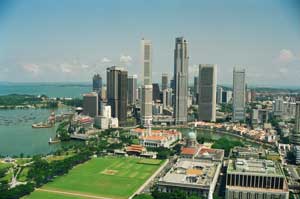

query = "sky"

[{"left": 0, "top": 0, "right": 300, "bottom": 87}]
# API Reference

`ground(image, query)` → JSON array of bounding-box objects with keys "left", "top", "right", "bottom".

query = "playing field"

[{"left": 24, "top": 157, "right": 163, "bottom": 199}]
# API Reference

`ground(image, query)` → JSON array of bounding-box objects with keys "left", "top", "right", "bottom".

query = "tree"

[
  {"left": 133, "top": 194, "right": 154, "bottom": 199},
  {"left": 212, "top": 137, "right": 243, "bottom": 156}
]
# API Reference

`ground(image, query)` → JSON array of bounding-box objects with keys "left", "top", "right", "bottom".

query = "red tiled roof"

[
  {"left": 199, "top": 148, "right": 216, "bottom": 155},
  {"left": 181, "top": 147, "right": 197, "bottom": 155}
]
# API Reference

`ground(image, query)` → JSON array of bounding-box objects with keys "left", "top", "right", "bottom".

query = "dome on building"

[{"left": 188, "top": 131, "right": 197, "bottom": 140}]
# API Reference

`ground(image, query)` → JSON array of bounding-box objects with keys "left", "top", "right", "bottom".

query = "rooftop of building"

[
  {"left": 181, "top": 145, "right": 224, "bottom": 161},
  {"left": 83, "top": 92, "right": 98, "bottom": 97},
  {"left": 230, "top": 146, "right": 266, "bottom": 157},
  {"left": 227, "top": 158, "right": 285, "bottom": 177},
  {"left": 158, "top": 158, "right": 221, "bottom": 188},
  {"left": 132, "top": 128, "right": 181, "bottom": 136}
]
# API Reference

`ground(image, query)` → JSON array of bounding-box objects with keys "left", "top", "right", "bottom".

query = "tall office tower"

[
  {"left": 142, "top": 39, "right": 152, "bottom": 85},
  {"left": 291, "top": 100, "right": 300, "bottom": 145},
  {"left": 152, "top": 83, "right": 160, "bottom": 102},
  {"left": 92, "top": 74, "right": 102, "bottom": 94},
  {"left": 198, "top": 64, "right": 217, "bottom": 122},
  {"left": 174, "top": 37, "right": 189, "bottom": 124},
  {"left": 106, "top": 66, "right": 128, "bottom": 125},
  {"left": 127, "top": 75, "right": 137, "bottom": 105},
  {"left": 141, "top": 84, "right": 153, "bottom": 126},
  {"left": 194, "top": 76, "right": 199, "bottom": 95},
  {"left": 251, "top": 89, "right": 256, "bottom": 101},
  {"left": 273, "top": 98, "right": 284, "bottom": 117},
  {"left": 163, "top": 88, "right": 173, "bottom": 109},
  {"left": 170, "top": 78, "right": 175, "bottom": 91},
  {"left": 222, "top": 90, "right": 232, "bottom": 104},
  {"left": 193, "top": 76, "right": 199, "bottom": 104},
  {"left": 92, "top": 74, "right": 103, "bottom": 114},
  {"left": 141, "top": 39, "right": 153, "bottom": 127},
  {"left": 137, "top": 86, "right": 142, "bottom": 104},
  {"left": 161, "top": 73, "right": 168, "bottom": 90},
  {"left": 233, "top": 68, "right": 246, "bottom": 122},
  {"left": 216, "top": 86, "right": 223, "bottom": 104},
  {"left": 83, "top": 92, "right": 98, "bottom": 117}
]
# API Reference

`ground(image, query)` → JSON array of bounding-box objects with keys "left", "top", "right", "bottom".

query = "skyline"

[{"left": 0, "top": 0, "right": 300, "bottom": 86}]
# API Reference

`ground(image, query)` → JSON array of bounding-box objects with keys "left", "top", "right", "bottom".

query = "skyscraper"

[
  {"left": 127, "top": 75, "right": 137, "bottom": 105},
  {"left": 106, "top": 66, "right": 128, "bottom": 125},
  {"left": 291, "top": 99, "right": 300, "bottom": 145},
  {"left": 163, "top": 88, "right": 172, "bottom": 109},
  {"left": 174, "top": 37, "right": 189, "bottom": 124},
  {"left": 233, "top": 68, "right": 246, "bottom": 122},
  {"left": 92, "top": 74, "right": 103, "bottom": 115},
  {"left": 198, "top": 64, "right": 217, "bottom": 122},
  {"left": 216, "top": 86, "right": 223, "bottom": 104},
  {"left": 162, "top": 73, "right": 168, "bottom": 90},
  {"left": 83, "top": 92, "right": 98, "bottom": 117},
  {"left": 194, "top": 76, "right": 199, "bottom": 94},
  {"left": 142, "top": 39, "right": 152, "bottom": 85},
  {"left": 152, "top": 83, "right": 160, "bottom": 102},
  {"left": 92, "top": 74, "right": 102, "bottom": 94},
  {"left": 141, "top": 39, "right": 153, "bottom": 127}
]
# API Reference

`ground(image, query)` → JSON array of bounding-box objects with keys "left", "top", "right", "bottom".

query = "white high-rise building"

[
  {"left": 198, "top": 64, "right": 217, "bottom": 122},
  {"left": 233, "top": 68, "right": 246, "bottom": 122},
  {"left": 174, "top": 37, "right": 189, "bottom": 124},
  {"left": 273, "top": 98, "right": 284, "bottom": 117},
  {"left": 141, "top": 39, "right": 153, "bottom": 127},
  {"left": 216, "top": 86, "right": 223, "bottom": 104}
]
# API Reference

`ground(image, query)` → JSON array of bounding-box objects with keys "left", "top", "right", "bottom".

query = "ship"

[
  {"left": 48, "top": 137, "right": 61, "bottom": 144},
  {"left": 32, "top": 122, "right": 53, "bottom": 128}
]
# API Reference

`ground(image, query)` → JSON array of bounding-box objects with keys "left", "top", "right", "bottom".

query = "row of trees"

[
  {"left": 27, "top": 151, "right": 91, "bottom": 187},
  {"left": 0, "top": 182, "right": 34, "bottom": 199}
]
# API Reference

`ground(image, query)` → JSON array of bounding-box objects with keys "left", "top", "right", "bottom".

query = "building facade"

[
  {"left": 233, "top": 68, "right": 246, "bottom": 122},
  {"left": 92, "top": 74, "right": 102, "bottom": 94},
  {"left": 162, "top": 73, "right": 169, "bottom": 90},
  {"left": 226, "top": 159, "right": 289, "bottom": 199},
  {"left": 152, "top": 83, "right": 160, "bottom": 102},
  {"left": 127, "top": 75, "right": 137, "bottom": 105},
  {"left": 216, "top": 87, "right": 223, "bottom": 104},
  {"left": 106, "top": 66, "right": 128, "bottom": 125},
  {"left": 174, "top": 37, "right": 189, "bottom": 124},
  {"left": 222, "top": 90, "right": 232, "bottom": 104},
  {"left": 198, "top": 64, "right": 217, "bottom": 122},
  {"left": 83, "top": 92, "right": 98, "bottom": 117},
  {"left": 291, "top": 100, "right": 300, "bottom": 164},
  {"left": 141, "top": 39, "right": 153, "bottom": 127}
]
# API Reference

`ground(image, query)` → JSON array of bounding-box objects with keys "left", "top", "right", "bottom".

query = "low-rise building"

[
  {"left": 130, "top": 128, "right": 181, "bottom": 148},
  {"left": 226, "top": 158, "right": 289, "bottom": 199},
  {"left": 157, "top": 158, "right": 222, "bottom": 199},
  {"left": 226, "top": 146, "right": 288, "bottom": 199}
]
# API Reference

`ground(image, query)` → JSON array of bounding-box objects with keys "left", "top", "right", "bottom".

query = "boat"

[
  {"left": 48, "top": 137, "right": 60, "bottom": 144},
  {"left": 32, "top": 122, "right": 53, "bottom": 128}
]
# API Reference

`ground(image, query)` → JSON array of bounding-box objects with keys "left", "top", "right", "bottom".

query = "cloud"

[
  {"left": 101, "top": 57, "right": 111, "bottom": 63},
  {"left": 22, "top": 64, "right": 40, "bottom": 75},
  {"left": 120, "top": 54, "right": 132, "bottom": 64},
  {"left": 278, "top": 49, "right": 295, "bottom": 62},
  {"left": 60, "top": 63, "right": 72, "bottom": 73},
  {"left": 81, "top": 64, "right": 89, "bottom": 69},
  {"left": 279, "top": 67, "right": 288, "bottom": 75}
]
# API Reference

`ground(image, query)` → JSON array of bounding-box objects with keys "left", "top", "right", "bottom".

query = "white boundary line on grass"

[{"left": 36, "top": 188, "right": 114, "bottom": 199}]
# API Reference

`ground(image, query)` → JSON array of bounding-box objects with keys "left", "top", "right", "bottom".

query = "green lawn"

[
  {"left": 25, "top": 157, "right": 163, "bottom": 199},
  {"left": 23, "top": 190, "right": 86, "bottom": 199}
]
